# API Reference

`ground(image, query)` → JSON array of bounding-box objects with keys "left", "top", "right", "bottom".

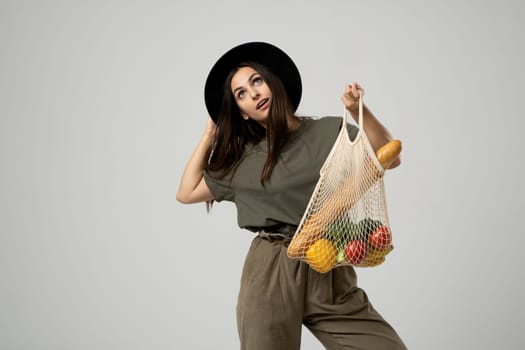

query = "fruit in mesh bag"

[
  {"left": 326, "top": 220, "right": 358, "bottom": 249},
  {"left": 368, "top": 225, "right": 392, "bottom": 250},
  {"left": 288, "top": 140, "right": 402, "bottom": 259},
  {"left": 357, "top": 245, "right": 394, "bottom": 267},
  {"left": 356, "top": 218, "right": 382, "bottom": 240},
  {"left": 305, "top": 239, "right": 337, "bottom": 273},
  {"left": 337, "top": 248, "right": 346, "bottom": 263},
  {"left": 344, "top": 240, "right": 368, "bottom": 265}
]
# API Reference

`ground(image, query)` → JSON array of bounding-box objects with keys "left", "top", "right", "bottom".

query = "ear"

[{"left": 241, "top": 113, "right": 250, "bottom": 120}]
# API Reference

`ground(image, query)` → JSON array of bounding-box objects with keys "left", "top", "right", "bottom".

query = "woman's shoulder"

[
  {"left": 298, "top": 115, "right": 358, "bottom": 141},
  {"left": 298, "top": 116, "right": 344, "bottom": 134}
]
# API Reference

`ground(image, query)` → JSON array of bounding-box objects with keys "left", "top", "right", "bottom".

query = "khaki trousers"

[{"left": 236, "top": 236, "right": 407, "bottom": 350}]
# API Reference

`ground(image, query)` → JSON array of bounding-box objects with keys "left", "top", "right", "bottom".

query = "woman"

[{"left": 177, "top": 42, "right": 406, "bottom": 350}]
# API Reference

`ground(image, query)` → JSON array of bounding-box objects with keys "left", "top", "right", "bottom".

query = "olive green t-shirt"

[{"left": 203, "top": 116, "right": 359, "bottom": 233}]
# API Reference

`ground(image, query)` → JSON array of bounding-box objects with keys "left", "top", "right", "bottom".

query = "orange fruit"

[{"left": 305, "top": 239, "right": 337, "bottom": 273}]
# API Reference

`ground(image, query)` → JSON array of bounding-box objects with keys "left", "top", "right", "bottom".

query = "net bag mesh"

[{"left": 287, "top": 95, "right": 398, "bottom": 273}]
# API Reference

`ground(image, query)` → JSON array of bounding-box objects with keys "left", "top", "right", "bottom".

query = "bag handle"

[{"left": 342, "top": 91, "right": 364, "bottom": 128}]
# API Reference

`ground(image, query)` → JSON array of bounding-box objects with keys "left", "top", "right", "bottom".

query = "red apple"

[
  {"left": 368, "top": 226, "right": 392, "bottom": 250},
  {"left": 345, "top": 240, "right": 368, "bottom": 265}
]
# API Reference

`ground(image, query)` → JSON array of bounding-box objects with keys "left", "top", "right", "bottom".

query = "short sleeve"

[
  {"left": 203, "top": 170, "right": 235, "bottom": 202},
  {"left": 346, "top": 122, "right": 359, "bottom": 141},
  {"left": 329, "top": 116, "right": 359, "bottom": 141}
]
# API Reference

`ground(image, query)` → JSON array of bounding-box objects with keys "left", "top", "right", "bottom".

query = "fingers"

[
  {"left": 344, "top": 82, "right": 364, "bottom": 99},
  {"left": 206, "top": 116, "right": 215, "bottom": 128},
  {"left": 341, "top": 82, "right": 364, "bottom": 111},
  {"left": 346, "top": 82, "right": 364, "bottom": 98},
  {"left": 205, "top": 116, "right": 218, "bottom": 134}
]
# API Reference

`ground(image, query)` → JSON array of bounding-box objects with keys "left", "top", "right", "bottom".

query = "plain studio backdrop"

[{"left": 1, "top": 1, "right": 524, "bottom": 349}]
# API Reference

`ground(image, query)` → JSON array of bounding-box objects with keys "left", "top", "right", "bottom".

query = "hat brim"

[{"left": 204, "top": 42, "right": 302, "bottom": 123}]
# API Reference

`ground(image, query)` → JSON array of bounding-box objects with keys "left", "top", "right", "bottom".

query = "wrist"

[
  {"left": 347, "top": 107, "right": 359, "bottom": 123},
  {"left": 202, "top": 130, "right": 216, "bottom": 147},
  {"left": 348, "top": 103, "right": 366, "bottom": 120},
  {"left": 347, "top": 106, "right": 359, "bottom": 115}
]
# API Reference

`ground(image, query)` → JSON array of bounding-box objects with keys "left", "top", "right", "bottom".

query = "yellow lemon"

[{"left": 305, "top": 239, "right": 337, "bottom": 273}]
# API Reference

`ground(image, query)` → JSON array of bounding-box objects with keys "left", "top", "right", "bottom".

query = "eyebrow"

[{"left": 232, "top": 72, "right": 259, "bottom": 94}]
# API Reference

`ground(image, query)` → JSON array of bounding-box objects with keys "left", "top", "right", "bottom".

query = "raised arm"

[
  {"left": 341, "top": 83, "right": 401, "bottom": 169},
  {"left": 176, "top": 117, "right": 216, "bottom": 204}
]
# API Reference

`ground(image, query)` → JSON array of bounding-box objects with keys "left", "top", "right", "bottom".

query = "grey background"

[{"left": 1, "top": 0, "right": 524, "bottom": 349}]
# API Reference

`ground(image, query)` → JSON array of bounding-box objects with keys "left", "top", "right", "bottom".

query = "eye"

[
  {"left": 253, "top": 76, "right": 263, "bottom": 85},
  {"left": 237, "top": 90, "right": 246, "bottom": 99}
]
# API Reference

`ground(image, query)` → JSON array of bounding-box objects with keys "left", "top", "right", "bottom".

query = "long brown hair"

[{"left": 206, "top": 62, "right": 296, "bottom": 185}]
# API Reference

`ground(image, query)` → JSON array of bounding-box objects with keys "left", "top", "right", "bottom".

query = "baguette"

[
  {"left": 376, "top": 139, "right": 402, "bottom": 170},
  {"left": 287, "top": 140, "right": 402, "bottom": 258}
]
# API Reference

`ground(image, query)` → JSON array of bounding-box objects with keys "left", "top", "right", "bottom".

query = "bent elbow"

[
  {"left": 176, "top": 179, "right": 214, "bottom": 204},
  {"left": 176, "top": 192, "right": 191, "bottom": 204}
]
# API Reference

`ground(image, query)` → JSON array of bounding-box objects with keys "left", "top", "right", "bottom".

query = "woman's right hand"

[
  {"left": 176, "top": 116, "right": 217, "bottom": 204},
  {"left": 205, "top": 116, "right": 217, "bottom": 137}
]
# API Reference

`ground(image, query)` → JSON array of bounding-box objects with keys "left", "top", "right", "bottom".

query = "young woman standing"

[{"left": 177, "top": 42, "right": 406, "bottom": 350}]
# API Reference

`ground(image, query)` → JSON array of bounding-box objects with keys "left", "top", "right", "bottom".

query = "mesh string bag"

[{"left": 287, "top": 94, "right": 401, "bottom": 273}]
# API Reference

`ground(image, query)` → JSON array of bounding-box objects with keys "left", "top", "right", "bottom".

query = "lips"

[{"left": 256, "top": 98, "right": 269, "bottom": 110}]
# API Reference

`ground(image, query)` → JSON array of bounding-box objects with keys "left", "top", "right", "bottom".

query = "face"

[{"left": 230, "top": 66, "right": 272, "bottom": 127}]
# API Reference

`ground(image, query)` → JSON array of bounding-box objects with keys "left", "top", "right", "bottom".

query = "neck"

[{"left": 287, "top": 116, "right": 302, "bottom": 131}]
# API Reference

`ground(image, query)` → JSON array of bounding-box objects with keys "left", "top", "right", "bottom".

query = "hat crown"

[{"left": 204, "top": 42, "right": 302, "bottom": 123}]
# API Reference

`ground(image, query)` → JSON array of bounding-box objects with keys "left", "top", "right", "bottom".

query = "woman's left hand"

[{"left": 341, "top": 82, "right": 364, "bottom": 112}]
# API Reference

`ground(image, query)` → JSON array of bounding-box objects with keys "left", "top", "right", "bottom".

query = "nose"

[{"left": 249, "top": 87, "right": 260, "bottom": 99}]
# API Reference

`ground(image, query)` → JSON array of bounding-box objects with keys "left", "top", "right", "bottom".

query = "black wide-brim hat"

[{"left": 204, "top": 42, "right": 302, "bottom": 123}]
